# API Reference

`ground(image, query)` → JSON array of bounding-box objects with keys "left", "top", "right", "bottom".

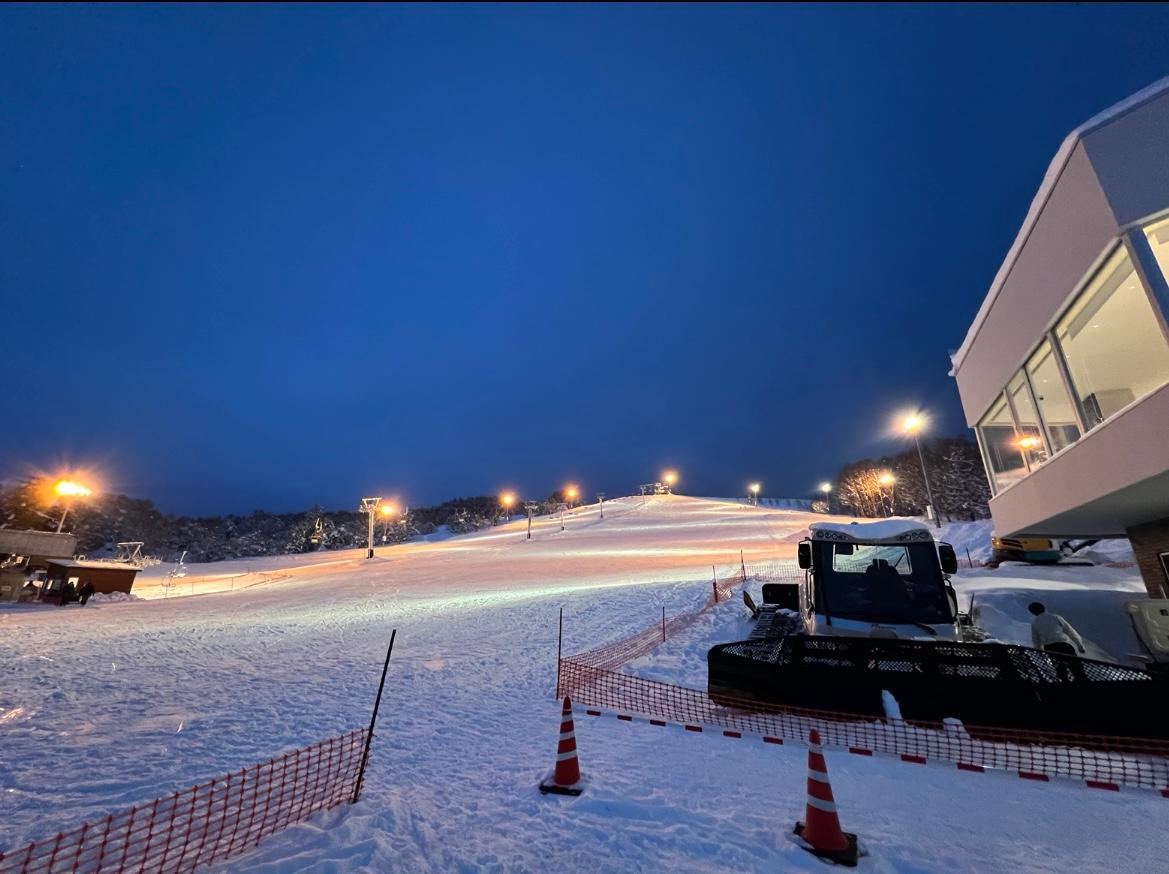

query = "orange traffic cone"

[
  {"left": 539, "top": 696, "right": 583, "bottom": 796},
  {"left": 794, "top": 728, "right": 859, "bottom": 866}
]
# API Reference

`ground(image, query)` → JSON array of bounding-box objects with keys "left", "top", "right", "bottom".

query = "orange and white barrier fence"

[{"left": 560, "top": 662, "right": 1169, "bottom": 795}]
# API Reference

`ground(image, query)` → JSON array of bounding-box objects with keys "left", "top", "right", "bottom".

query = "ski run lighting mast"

[{"left": 360, "top": 497, "right": 382, "bottom": 559}]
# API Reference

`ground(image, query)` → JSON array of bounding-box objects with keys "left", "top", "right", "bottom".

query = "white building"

[{"left": 950, "top": 78, "right": 1169, "bottom": 598}]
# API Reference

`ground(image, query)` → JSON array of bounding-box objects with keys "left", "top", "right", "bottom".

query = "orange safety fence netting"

[{"left": 0, "top": 728, "right": 368, "bottom": 874}]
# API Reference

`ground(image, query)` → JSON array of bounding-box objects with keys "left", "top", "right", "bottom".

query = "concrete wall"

[
  {"left": 0, "top": 529, "right": 76, "bottom": 559},
  {"left": 953, "top": 144, "right": 1119, "bottom": 424},
  {"left": 1083, "top": 90, "right": 1169, "bottom": 228}
]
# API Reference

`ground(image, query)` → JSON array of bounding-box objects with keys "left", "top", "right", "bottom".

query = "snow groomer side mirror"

[
  {"left": 938, "top": 543, "right": 958, "bottom": 575},
  {"left": 797, "top": 541, "right": 812, "bottom": 570}
]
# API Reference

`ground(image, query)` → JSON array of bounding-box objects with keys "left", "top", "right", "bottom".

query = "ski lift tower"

[
  {"left": 113, "top": 542, "right": 146, "bottom": 566},
  {"left": 524, "top": 501, "right": 540, "bottom": 540},
  {"left": 360, "top": 497, "right": 382, "bottom": 559}
]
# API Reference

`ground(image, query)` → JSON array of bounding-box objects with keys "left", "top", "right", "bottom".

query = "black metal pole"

[
  {"left": 555, "top": 607, "right": 563, "bottom": 698},
  {"left": 915, "top": 433, "right": 939, "bottom": 528},
  {"left": 353, "top": 629, "right": 396, "bottom": 804}
]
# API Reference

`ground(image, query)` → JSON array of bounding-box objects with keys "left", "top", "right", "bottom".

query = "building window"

[
  {"left": 977, "top": 394, "right": 1026, "bottom": 493},
  {"left": 1025, "top": 340, "right": 1081, "bottom": 453},
  {"left": 1006, "top": 371, "right": 1047, "bottom": 468},
  {"left": 1145, "top": 216, "right": 1169, "bottom": 286},
  {"left": 1054, "top": 247, "right": 1169, "bottom": 429}
]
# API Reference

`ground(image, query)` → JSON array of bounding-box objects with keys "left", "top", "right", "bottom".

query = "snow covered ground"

[{"left": 1, "top": 496, "right": 1162, "bottom": 872}]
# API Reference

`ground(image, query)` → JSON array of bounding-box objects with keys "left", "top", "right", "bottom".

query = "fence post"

[
  {"left": 966, "top": 547, "right": 974, "bottom": 568},
  {"left": 740, "top": 549, "right": 746, "bottom": 581},
  {"left": 712, "top": 566, "right": 718, "bottom": 602},
  {"left": 556, "top": 607, "right": 563, "bottom": 698},
  {"left": 661, "top": 605, "right": 666, "bottom": 642},
  {"left": 353, "top": 630, "right": 396, "bottom": 804}
]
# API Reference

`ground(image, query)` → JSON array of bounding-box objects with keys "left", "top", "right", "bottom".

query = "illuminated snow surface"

[{"left": 0, "top": 496, "right": 1160, "bottom": 873}]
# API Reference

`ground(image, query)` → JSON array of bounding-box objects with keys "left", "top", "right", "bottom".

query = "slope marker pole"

[{"left": 353, "top": 630, "right": 396, "bottom": 804}]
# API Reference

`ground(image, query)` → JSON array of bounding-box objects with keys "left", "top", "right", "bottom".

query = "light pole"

[
  {"left": 878, "top": 472, "right": 896, "bottom": 518},
  {"left": 901, "top": 413, "right": 939, "bottom": 527},
  {"left": 524, "top": 501, "right": 539, "bottom": 539},
  {"left": 819, "top": 482, "right": 832, "bottom": 514},
  {"left": 360, "top": 497, "right": 382, "bottom": 559},
  {"left": 564, "top": 485, "right": 579, "bottom": 509},
  {"left": 596, "top": 492, "right": 606, "bottom": 519},
  {"left": 663, "top": 470, "right": 678, "bottom": 494},
  {"left": 748, "top": 482, "right": 761, "bottom": 506},
  {"left": 53, "top": 480, "right": 93, "bottom": 533}
]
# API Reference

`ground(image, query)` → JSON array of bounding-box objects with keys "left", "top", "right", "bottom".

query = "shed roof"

[{"left": 46, "top": 559, "right": 141, "bottom": 572}]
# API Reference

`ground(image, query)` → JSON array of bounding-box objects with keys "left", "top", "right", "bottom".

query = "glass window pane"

[
  {"left": 1026, "top": 340, "right": 1081, "bottom": 453},
  {"left": 1145, "top": 216, "right": 1169, "bottom": 287},
  {"left": 977, "top": 394, "right": 1026, "bottom": 492},
  {"left": 1007, "top": 372, "right": 1047, "bottom": 468},
  {"left": 1055, "top": 248, "right": 1169, "bottom": 428}
]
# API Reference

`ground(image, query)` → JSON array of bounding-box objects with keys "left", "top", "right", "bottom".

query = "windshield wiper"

[{"left": 861, "top": 615, "right": 940, "bottom": 636}]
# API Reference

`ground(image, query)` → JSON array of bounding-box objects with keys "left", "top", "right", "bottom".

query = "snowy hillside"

[{"left": 0, "top": 496, "right": 1160, "bottom": 873}]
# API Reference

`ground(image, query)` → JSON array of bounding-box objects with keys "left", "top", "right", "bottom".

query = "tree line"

[
  {"left": 827, "top": 436, "right": 991, "bottom": 521},
  {"left": 0, "top": 479, "right": 576, "bottom": 563}
]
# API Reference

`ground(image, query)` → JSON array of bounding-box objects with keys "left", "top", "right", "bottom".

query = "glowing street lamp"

[
  {"left": 879, "top": 472, "right": 896, "bottom": 518},
  {"left": 899, "top": 410, "right": 939, "bottom": 528},
  {"left": 662, "top": 470, "right": 678, "bottom": 494},
  {"left": 819, "top": 482, "right": 832, "bottom": 514},
  {"left": 748, "top": 482, "right": 761, "bottom": 505},
  {"left": 499, "top": 491, "right": 517, "bottom": 524},
  {"left": 54, "top": 479, "right": 93, "bottom": 533},
  {"left": 564, "top": 485, "right": 579, "bottom": 507}
]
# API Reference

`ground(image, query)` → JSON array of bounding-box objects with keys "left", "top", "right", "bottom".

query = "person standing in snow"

[
  {"left": 1028, "top": 601, "right": 1086, "bottom": 656},
  {"left": 78, "top": 580, "right": 95, "bottom": 606}
]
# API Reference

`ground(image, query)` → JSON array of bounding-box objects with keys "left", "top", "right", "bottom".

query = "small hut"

[{"left": 44, "top": 559, "right": 140, "bottom": 598}]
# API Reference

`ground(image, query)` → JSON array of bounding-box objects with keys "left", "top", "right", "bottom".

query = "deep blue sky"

[{"left": 4, "top": 4, "right": 1169, "bottom": 515}]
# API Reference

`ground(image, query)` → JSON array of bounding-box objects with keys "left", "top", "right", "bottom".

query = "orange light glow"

[
  {"left": 900, "top": 413, "right": 925, "bottom": 435},
  {"left": 54, "top": 480, "right": 93, "bottom": 498},
  {"left": 500, "top": 492, "right": 516, "bottom": 508},
  {"left": 879, "top": 472, "right": 896, "bottom": 486}
]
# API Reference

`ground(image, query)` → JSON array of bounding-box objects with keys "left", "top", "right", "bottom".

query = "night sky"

[{"left": 5, "top": 4, "right": 1169, "bottom": 515}]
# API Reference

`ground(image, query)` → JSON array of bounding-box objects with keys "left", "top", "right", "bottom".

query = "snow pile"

[
  {"left": 90, "top": 591, "right": 143, "bottom": 604},
  {"left": 881, "top": 690, "right": 904, "bottom": 723},
  {"left": 809, "top": 519, "right": 931, "bottom": 542}
]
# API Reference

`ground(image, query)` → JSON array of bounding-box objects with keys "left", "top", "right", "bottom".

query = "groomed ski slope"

[{"left": 0, "top": 496, "right": 1161, "bottom": 873}]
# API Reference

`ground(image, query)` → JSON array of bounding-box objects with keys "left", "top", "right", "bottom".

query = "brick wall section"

[{"left": 1126, "top": 518, "right": 1169, "bottom": 599}]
